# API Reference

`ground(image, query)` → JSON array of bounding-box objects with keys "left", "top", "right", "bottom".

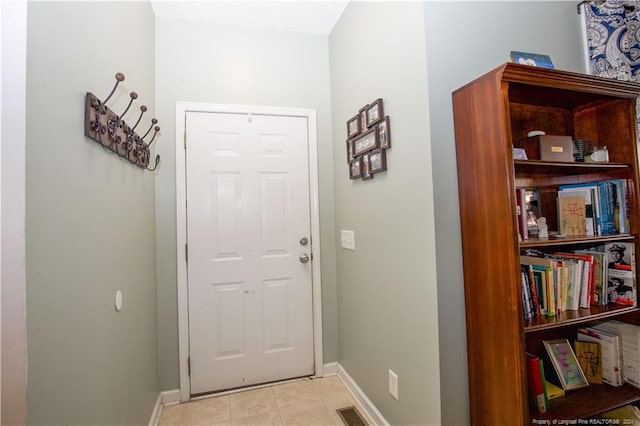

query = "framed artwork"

[
  {"left": 369, "top": 149, "right": 387, "bottom": 174},
  {"left": 378, "top": 116, "right": 391, "bottom": 149},
  {"left": 543, "top": 339, "right": 589, "bottom": 391},
  {"left": 366, "top": 98, "right": 384, "bottom": 127},
  {"left": 349, "top": 157, "right": 362, "bottom": 179},
  {"left": 353, "top": 128, "right": 379, "bottom": 157},
  {"left": 359, "top": 106, "right": 368, "bottom": 133},
  {"left": 346, "top": 140, "right": 354, "bottom": 163},
  {"left": 347, "top": 114, "right": 361, "bottom": 139},
  {"left": 361, "top": 153, "right": 373, "bottom": 180},
  {"left": 345, "top": 98, "right": 390, "bottom": 181}
]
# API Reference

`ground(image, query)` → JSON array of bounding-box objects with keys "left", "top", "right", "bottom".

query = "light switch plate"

[{"left": 340, "top": 230, "right": 355, "bottom": 250}]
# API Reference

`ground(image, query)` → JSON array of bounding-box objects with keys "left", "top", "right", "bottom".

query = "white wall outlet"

[
  {"left": 389, "top": 369, "right": 399, "bottom": 400},
  {"left": 340, "top": 230, "right": 355, "bottom": 250}
]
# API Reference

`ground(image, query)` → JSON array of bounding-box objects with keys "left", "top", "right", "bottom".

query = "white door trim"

[{"left": 175, "top": 102, "right": 323, "bottom": 402}]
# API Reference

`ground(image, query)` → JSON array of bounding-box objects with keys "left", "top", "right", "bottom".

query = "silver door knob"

[
  {"left": 299, "top": 237, "right": 308, "bottom": 246},
  {"left": 299, "top": 253, "right": 310, "bottom": 264}
]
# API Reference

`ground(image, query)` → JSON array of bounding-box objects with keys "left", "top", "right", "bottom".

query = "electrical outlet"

[{"left": 389, "top": 369, "right": 399, "bottom": 400}]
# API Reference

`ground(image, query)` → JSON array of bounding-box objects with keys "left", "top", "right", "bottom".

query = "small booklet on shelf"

[{"left": 576, "top": 327, "right": 623, "bottom": 387}]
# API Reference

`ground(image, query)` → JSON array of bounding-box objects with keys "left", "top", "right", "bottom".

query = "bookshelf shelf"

[
  {"left": 453, "top": 63, "right": 640, "bottom": 425},
  {"left": 524, "top": 304, "right": 638, "bottom": 332},
  {"left": 533, "top": 384, "right": 640, "bottom": 421},
  {"left": 514, "top": 160, "right": 630, "bottom": 175},
  {"left": 521, "top": 234, "right": 634, "bottom": 248}
]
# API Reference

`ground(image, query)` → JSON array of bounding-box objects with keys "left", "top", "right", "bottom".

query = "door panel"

[{"left": 186, "top": 111, "right": 313, "bottom": 395}]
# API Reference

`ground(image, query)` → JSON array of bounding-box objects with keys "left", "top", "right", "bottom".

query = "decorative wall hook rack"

[{"left": 84, "top": 72, "right": 160, "bottom": 171}]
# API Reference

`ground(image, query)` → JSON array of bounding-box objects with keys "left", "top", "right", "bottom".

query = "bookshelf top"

[{"left": 454, "top": 63, "right": 640, "bottom": 102}]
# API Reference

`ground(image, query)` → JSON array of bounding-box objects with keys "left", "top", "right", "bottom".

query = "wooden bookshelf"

[{"left": 453, "top": 63, "right": 640, "bottom": 425}]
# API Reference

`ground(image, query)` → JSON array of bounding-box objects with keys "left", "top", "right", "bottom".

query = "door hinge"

[
  {"left": 185, "top": 244, "right": 188, "bottom": 262},
  {"left": 188, "top": 356, "right": 191, "bottom": 376},
  {"left": 184, "top": 132, "right": 187, "bottom": 148}
]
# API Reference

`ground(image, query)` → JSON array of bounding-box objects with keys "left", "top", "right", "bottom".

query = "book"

[
  {"left": 598, "top": 181, "right": 616, "bottom": 235},
  {"left": 521, "top": 256, "right": 556, "bottom": 315},
  {"left": 555, "top": 252, "right": 594, "bottom": 308},
  {"left": 576, "top": 250, "right": 607, "bottom": 305},
  {"left": 604, "top": 242, "right": 636, "bottom": 307},
  {"left": 594, "top": 321, "right": 640, "bottom": 389},
  {"left": 574, "top": 340, "right": 602, "bottom": 384},
  {"left": 526, "top": 353, "right": 547, "bottom": 413},
  {"left": 601, "top": 404, "right": 640, "bottom": 421},
  {"left": 558, "top": 183, "right": 600, "bottom": 235},
  {"left": 557, "top": 195, "right": 586, "bottom": 236},
  {"left": 558, "top": 189, "right": 594, "bottom": 236},
  {"left": 544, "top": 380, "right": 564, "bottom": 400},
  {"left": 577, "top": 327, "right": 623, "bottom": 386}
]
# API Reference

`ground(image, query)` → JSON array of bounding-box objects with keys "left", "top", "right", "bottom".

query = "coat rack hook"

[
  {"left": 142, "top": 118, "right": 158, "bottom": 140},
  {"left": 85, "top": 72, "right": 161, "bottom": 172},
  {"left": 117, "top": 92, "right": 137, "bottom": 122},
  {"left": 146, "top": 154, "right": 160, "bottom": 172},
  {"left": 145, "top": 126, "right": 160, "bottom": 147},
  {"left": 101, "top": 72, "right": 125, "bottom": 111},
  {"left": 131, "top": 105, "right": 147, "bottom": 132}
]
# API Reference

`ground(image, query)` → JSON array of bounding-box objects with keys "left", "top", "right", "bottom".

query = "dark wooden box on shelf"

[{"left": 452, "top": 63, "right": 640, "bottom": 425}]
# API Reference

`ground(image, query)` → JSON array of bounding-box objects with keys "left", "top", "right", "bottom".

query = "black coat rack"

[{"left": 84, "top": 72, "right": 160, "bottom": 171}]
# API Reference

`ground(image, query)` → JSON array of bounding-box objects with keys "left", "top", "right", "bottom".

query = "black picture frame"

[
  {"left": 347, "top": 114, "right": 361, "bottom": 139},
  {"left": 366, "top": 98, "right": 384, "bottom": 127},
  {"left": 378, "top": 116, "right": 391, "bottom": 149},
  {"left": 353, "top": 127, "right": 379, "bottom": 157},
  {"left": 369, "top": 148, "right": 387, "bottom": 174}
]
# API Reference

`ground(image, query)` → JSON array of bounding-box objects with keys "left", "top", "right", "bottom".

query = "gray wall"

[
  {"left": 423, "top": 2, "right": 586, "bottom": 425},
  {"left": 2, "top": 1, "right": 28, "bottom": 424},
  {"left": 26, "top": 2, "right": 158, "bottom": 424},
  {"left": 154, "top": 17, "right": 337, "bottom": 390},
  {"left": 330, "top": 2, "right": 441, "bottom": 425}
]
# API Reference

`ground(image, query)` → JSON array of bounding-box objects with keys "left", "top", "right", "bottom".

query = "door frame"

[{"left": 175, "top": 102, "right": 324, "bottom": 402}]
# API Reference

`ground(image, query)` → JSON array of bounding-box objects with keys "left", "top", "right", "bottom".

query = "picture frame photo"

[
  {"left": 543, "top": 339, "right": 589, "bottom": 391},
  {"left": 378, "top": 116, "right": 391, "bottom": 149},
  {"left": 347, "top": 114, "right": 361, "bottom": 139},
  {"left": 359, "top": 106, "right": 368, "bottom": 133},
  {"left": 349, "top": 157, "right": 362, "bottom": 179},
  {"left": 369, "top": 148, "right": 387, "bottom": 174},
  {"left": 361, "top": 153, "right": 373, "bottom": 180},
  {"left": 366, "top": 98, "right": 384, "bottom": 127},
  {"left": 346, "top": 140, "right": 354, "bottom": 163},
  {"left": 353, "top": 127, "right": 379, "bottom": 157},
  {"left": 510, "top": 51, "right": 554, "bottom": 69}
]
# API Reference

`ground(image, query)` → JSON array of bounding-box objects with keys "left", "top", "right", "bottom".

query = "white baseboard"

[
  {"left": 323, "top": 362, "right": 338, "bottom": 376},
  {"left": 148, "top": 393, "right": 162, "bottom": 426},
  {"left": 161, "top": 389, "right": 182, "bottom": 406},
  {"left": 337, "top": 364, "right": 390, "bottom": 426}
]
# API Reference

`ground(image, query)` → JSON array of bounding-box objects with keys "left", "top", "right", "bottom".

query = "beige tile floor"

[{"left": 158, "top": 376, "right": 370, "bottom": 426}]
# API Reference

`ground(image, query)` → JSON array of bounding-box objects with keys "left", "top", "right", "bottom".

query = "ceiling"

[{"left": 151, "top": 1, "right": 350, "bottom": 35}]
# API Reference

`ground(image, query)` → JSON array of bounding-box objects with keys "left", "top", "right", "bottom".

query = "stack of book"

[
  {"left": 590, "top": 320, "right": 640, "bottom": 389},
  {"left": 557, "top": 179, "right": 628, "bottom": 237},
  {"left": 519, "top": 243, "right": 637, "bottom": 319}
]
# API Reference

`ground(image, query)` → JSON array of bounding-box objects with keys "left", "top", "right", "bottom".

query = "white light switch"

[{"left": 340, "top": 230, "right": 355, "bottom": 250}]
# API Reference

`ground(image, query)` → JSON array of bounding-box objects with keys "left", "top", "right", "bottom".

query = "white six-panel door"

[{"left": 185, "top": 111, "right": 314, "bottom": 395}]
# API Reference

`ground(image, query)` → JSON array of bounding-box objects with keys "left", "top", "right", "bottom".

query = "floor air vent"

[{"left": 336, "top": 406, "right": 367, "bottom": 426}]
